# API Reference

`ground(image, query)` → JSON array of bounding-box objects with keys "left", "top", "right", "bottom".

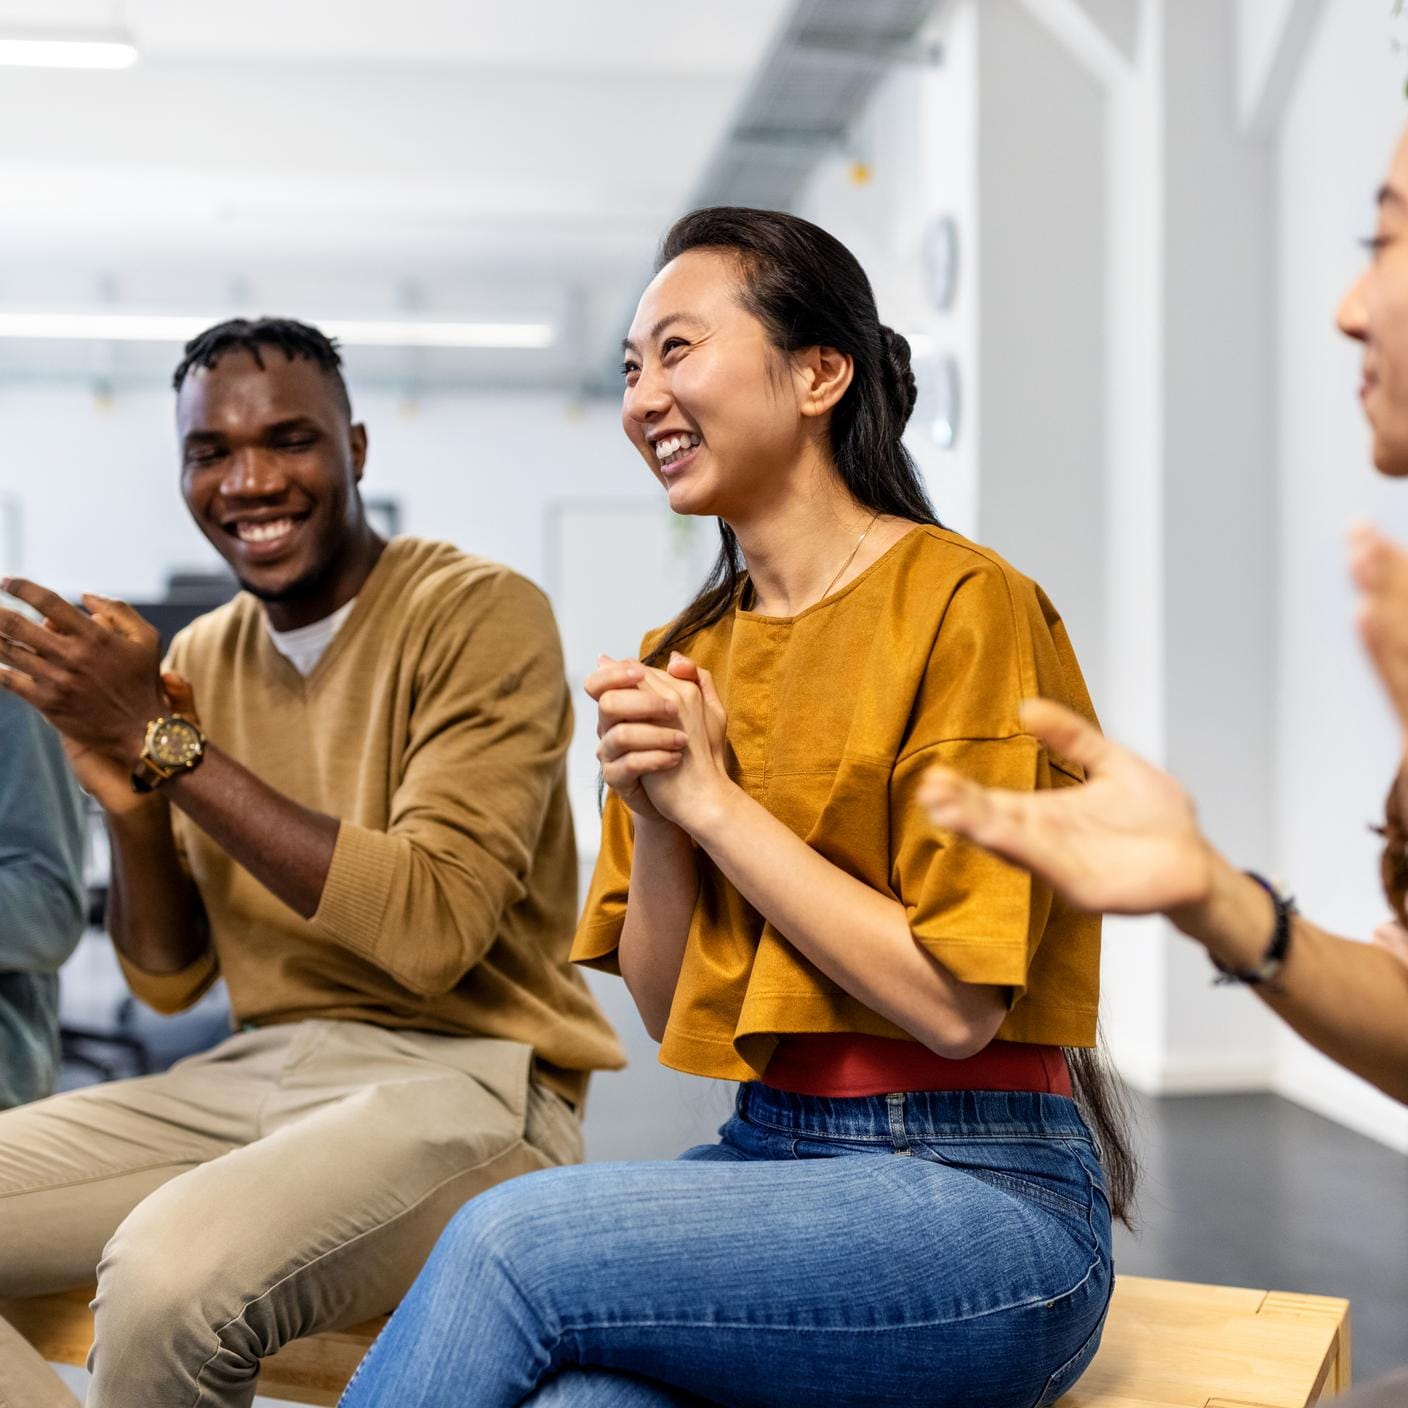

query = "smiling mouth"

[
  {"left": 653, "top": 433, "right": 701, "bottom": 468},
  {"left": 227, "top": 514, "right": 308, "bottom": 551}
]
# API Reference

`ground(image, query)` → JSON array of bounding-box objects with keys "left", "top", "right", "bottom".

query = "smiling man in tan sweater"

[{"left": 0, "top": 317, "right": 622, "bottom": 1408}]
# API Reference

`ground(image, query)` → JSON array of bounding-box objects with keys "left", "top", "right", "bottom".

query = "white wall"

[
  {"left": 1272, "top": 0, "right": 1408, "bottom": 1148},
  {"left": 973, "top": 0, "right": 1109, "bottom": 715}
]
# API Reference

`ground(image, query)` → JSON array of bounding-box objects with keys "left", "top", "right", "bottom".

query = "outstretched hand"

[
  {"left": 916, "top": 697, "right": 1214, "bottom": 917},
  {"left": 1350, "top": 521, "right": 1408, "bottom": 748}
]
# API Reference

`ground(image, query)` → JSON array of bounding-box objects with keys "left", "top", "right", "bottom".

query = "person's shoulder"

[
  {"left": 378, "top": 537, "right": 535, "bottom": 604},
  {"left": 907, "top": 527, "right": 1093, "bottom": 729},
  {"left": 387, "top": 537, "right": 555, "bottom": 634},
  {"left": 894, "top": 525, "right": 1039, "bottom": 618},
  {"left": 900, "top": 527, "right": 1084, "bottom": 680},
  {"left": 166, "top": 594, "right": 261, "bottom": 666},
  {"left": 904, "top": 524, "right": 1028, "bottom": 584}
]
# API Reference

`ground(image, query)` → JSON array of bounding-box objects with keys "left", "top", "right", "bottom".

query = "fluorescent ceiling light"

[
  {"left": 0, "top": 312, "right": 556, "bottom": 351},
  {"left": 0, "top": 31, "right": 139, "bottom": 70}
]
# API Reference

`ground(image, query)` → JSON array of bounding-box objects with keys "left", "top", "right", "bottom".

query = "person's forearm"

[
  {"left": 165, "top": 745, "right": 339, "bottom": 920},
  {"left": 106, "top": 798, "right": 209, "bottom": 973},
  {"left": 1172, "top": 850, "right": 1408, "bottom": 1102},
  {"left": 691, "top": 787, "right": 1006, "bottom": 1057},
  {"left": 618, "top": 817, "right": 699, "bottom": 1040}
]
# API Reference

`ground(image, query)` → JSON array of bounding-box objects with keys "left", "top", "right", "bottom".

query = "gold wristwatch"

[{"left": 131, "top": 714, "right": 206, "bottom": 793}]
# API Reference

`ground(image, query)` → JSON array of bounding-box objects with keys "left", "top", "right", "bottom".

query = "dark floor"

[{"left": 1114, "top": 1092, "right": 1408, "bottom": 1381}]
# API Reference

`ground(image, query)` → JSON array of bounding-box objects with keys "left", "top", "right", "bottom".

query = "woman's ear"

[{"left": 794, "top": 345, "right": 854, "bottom": 420}]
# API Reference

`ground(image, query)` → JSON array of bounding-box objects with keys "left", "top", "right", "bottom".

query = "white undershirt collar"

[{"left": 265, "top": 597, "right": 357, "bottom": 676}]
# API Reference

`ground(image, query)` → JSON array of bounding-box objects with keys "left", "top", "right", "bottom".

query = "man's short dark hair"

[{"left": 172, "top": 317, "right": 352, "bottom": 417}]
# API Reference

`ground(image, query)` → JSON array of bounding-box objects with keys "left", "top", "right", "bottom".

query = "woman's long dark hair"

[
  {"left": 641, "top": 206, "right": 938, "bottom": 668},
  {"left": 641, "top": 205, "right": 1139, "bottom": 1224}
]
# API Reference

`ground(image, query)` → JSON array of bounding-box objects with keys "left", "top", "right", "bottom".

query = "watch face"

[{"left": 151, "top": 717, "right": 202, "bottom": 768}]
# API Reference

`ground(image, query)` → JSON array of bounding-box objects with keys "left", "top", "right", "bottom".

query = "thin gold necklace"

[{"left": 819, "top": 510, "right": 881, "bottom": 601}]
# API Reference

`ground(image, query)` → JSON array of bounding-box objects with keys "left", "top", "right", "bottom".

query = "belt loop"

[{"left": 886, "top": 1092, "right": 911, "bottom": 1154}]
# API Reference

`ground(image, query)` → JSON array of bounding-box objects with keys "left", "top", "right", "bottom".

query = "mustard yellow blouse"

[{"left": 573, "top": 525, "right": 1101, "bottom": 1082}]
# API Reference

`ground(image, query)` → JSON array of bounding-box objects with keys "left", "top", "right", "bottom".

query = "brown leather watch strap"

[{"left": 130, "top": 754, "right": 177, "bottom": 794}]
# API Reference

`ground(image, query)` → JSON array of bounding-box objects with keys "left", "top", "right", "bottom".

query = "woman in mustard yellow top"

[{"left": 339, "top": 209, "right": 1132, "bottom": 1408}]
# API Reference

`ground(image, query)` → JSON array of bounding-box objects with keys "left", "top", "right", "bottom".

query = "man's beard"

[{"left": 236, "top": 542, "right": 341, "bottom": 605}]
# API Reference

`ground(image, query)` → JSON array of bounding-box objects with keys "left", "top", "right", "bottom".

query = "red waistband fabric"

[{"left": 761, "top": 1034, "right": 1073, "bottom": 1099}]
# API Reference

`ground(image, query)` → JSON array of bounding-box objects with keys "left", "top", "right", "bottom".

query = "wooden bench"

[{"left": 0, "top": 1274, "right": 1351, "bottom": 1407}]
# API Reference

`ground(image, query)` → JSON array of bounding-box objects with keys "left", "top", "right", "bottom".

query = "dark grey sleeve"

[{"left": 0, "top": 690, "right": 87, "bottom": 973}]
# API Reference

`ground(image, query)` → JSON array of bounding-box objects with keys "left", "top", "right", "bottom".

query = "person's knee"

[
  {"left": 91, "top": 1189, "right": 239, "bottom": 1365},
  {"left": 429, "top": 1166, "right": 583, "bottom": 1292}
]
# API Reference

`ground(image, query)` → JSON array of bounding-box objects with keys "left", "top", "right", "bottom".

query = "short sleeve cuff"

[{"left": 570, "top": 918, "right": 624, "bottom": 975}]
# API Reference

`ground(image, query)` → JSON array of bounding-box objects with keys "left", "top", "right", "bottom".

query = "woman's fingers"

[
  {"left": 602, "top": 752, "right": 683, "bottom": 792},
  {"left": 639, "top": 664, "right": 692, "bottom": 701},
  {"left": 694, "top": 664, "right": 724, "bottom": 717},
  {"left": 594, "top": 687, "right": 679, "bottom": 739},
  {"left": 584, "top": 658, "right": 643, "bottom": 701},
  {"left": 597, "top": 723, "right": 689, "bottom": 764}
]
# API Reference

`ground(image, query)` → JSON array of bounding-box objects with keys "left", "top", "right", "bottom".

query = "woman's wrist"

[
  {"left": 678, "top": 776, "right": 747, "bottom": 851},
  {"left": 631, "top": 809, "right": 692, "bottom": 849},
  {"left": 1165, "top": 846, "right": 1277, "bottom": 972}
]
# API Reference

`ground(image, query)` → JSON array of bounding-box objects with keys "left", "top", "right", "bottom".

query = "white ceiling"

[
  {"left": 0, "top": 0, "right": 792, "bottom": 387},
  {"left": 0, "top": 0, "right": 776, "bottom": 73}
]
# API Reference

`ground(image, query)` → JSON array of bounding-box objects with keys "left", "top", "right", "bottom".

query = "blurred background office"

[{"left": 1, "top": 0, "right": 1405, "bottom": 1387}]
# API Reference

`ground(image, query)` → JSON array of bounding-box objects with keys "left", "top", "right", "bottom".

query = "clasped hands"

[
  {"left": 0, "top": 576, "right": 195, "bottom": 811},
  {"left": 586, "top": 651, "right": 732, "bottom": 835}
]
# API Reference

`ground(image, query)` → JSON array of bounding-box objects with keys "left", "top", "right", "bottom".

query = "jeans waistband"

[{"left": 736, "top": 1082, "right": 1091, "bottom": 1145}]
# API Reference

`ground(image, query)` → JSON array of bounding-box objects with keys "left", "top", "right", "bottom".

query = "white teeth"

[
  {"left": 653, "top": 433, "right": 700, "bottom": 466},
  {"left": 236, "top": 518, "right": 295, "bottom": 544}
]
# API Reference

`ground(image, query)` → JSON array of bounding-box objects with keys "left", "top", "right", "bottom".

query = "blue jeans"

[{"left": 339, "top": 1085, "right": 1113, "bottom": 1408}]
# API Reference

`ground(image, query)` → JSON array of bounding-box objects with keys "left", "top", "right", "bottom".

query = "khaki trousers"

[{"left": 0, "top": 1020, "right": 582, "bottom": 1408}]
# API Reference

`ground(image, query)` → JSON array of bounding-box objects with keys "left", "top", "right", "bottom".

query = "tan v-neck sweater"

[{"left": 126, "top": 537, "right": 623, "bottom": 1104}]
